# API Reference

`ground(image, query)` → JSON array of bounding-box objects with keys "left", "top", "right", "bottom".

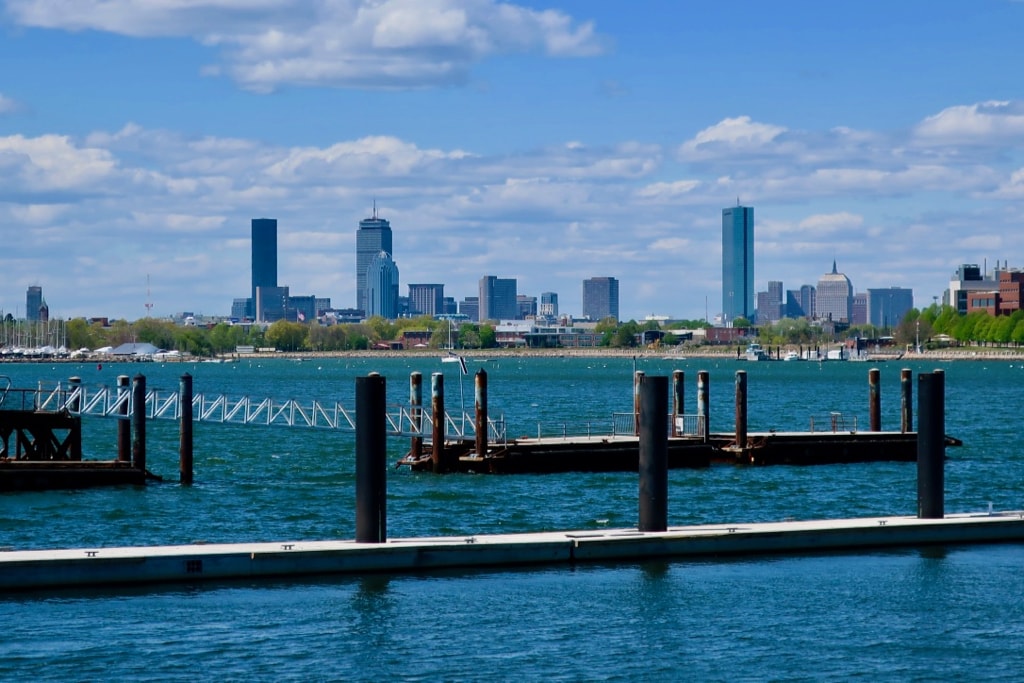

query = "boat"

[
  {"left": 783, "top": 350, "right": 802, "bottom": 361},
  {"left": 744, "top": 343, "right": 770, "bottom": 361}
]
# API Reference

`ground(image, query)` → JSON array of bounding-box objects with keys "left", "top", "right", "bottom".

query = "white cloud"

[
  {"left": 6, "top": 0, "right": 606, "bottom": 90},
  {"left": 0, "top": 93, "right": 20, "bottom": 114},
  {"left": 914, "top": 101, "right": 1024, "bottom": 144},
  {"left": 678, "top": 116, "right": 787, "bottom": 160},
  {"left": 0, "top": 134, "right": 118, "bottom": 192}
]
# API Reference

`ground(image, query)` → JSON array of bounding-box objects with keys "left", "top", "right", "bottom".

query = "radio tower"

[{"left": 145, "top": 274, "right": 154, "bottom": 317}]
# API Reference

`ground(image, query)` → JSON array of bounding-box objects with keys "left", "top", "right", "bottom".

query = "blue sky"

[{"left": 3, "top": 0, "right": 1024, "bottom": 322}]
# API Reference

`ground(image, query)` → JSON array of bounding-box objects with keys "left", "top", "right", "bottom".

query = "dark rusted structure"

[
  {"left": 356, "top": 373, "right": 387, "bottom": 543},
  {"left": 638, "top": 374, "right": 668, "bottom": 532}
]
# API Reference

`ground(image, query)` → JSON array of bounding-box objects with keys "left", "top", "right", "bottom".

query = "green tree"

[
  {"left": 209, "top": 323, "right": 244, "bottom": 354},
  {"left": 265, "top": 320, "right": 307, "bottom": 351},
  {"left": 133, "top": 318, "right": 177, "bottom": 349},
  {"left": 478, "top": 324, "right": 497, "bottom": 349}
]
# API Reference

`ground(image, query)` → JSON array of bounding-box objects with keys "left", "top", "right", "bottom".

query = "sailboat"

[{"left": 440, "top": 319, "right": 467, "bottom": 373}]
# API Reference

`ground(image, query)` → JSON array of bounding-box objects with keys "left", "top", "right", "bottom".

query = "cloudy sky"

[{"left": 3, "top": 0, "right": 1024, "bottom": 322}]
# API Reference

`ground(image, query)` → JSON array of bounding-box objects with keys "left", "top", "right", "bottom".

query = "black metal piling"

[
  {"left": 917, "top": 370, "right": 945, "bottom": 519},
  {"left": 901, "top": 368, "right": 913, "bottom": 434},
  {"left": 633, "top": 370, "right": 645, "bottom": 436},
  {"left": 431, "top": 372, "right": 445, "bottom": 474},
  {"left": 475, "top": 369, "right": 488, "bottom": 459},
  {"left": 409, "top": 372, "right": 423, "bottom": 460},
  {"left": 869, "top": 368, "right": 881, "bottom": 432},
  {"left": 131, "top": 374, "right": 146, "bottom": 474},
  {"left": 671, "top": 370, "right": 684, "bottom": 437},
  {"left": 735, "top": 370, "right": 747, "bottom": 451},
  {"left": 356, "top": 373, "right": 387, "bottom": 543},
  {"left": 697, "top": 370, "right": 710, "bottom": 444},
  {"left": 117, "top": 375, "right": 131, "bottom": 462},
  {"left": 638, "top": 374, "right": 668, "bottom": 532},
  {"left": 179, "top": 373, "right": 193, "bottom": 485}
]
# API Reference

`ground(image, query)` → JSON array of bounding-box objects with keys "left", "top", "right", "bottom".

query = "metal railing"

[
  {"left": 2, "top": 381, "right": 507, "bottom": 442},
  {"left": 809, "top": 412, "right": 859, "bottom": 433}
]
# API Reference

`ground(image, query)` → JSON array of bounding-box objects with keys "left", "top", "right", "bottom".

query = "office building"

[
  {"left": 251, "top": 218, "right": 277, "bottom": 320},
  {"left": 255, "top": 285, "right": 289, "bottom": 323},
  {"left": 25, "top": 286, "right": 43, "bottom": 322},
  {"left": 460, "top": 296, "right": 480, "bottom": 322},
  {"left": 365, "top": 251, "right": 400, "bottom": 319},
  {"left": 786, "top": 290, "right": 805, "bottom": 318},
  {"left": 945, "top": 264, "right": 995, "bottom": 315},
  {"left": 815, "top": 261, "right": 854, "bottom": 322},
  {"left": 408, "top": 284, "right": 445, "bottom": 317},
  {"left": 722, "top": 204, "right": 754, "bottom": 324},
  {"left": 582, "top": 276, "right": 620, "bottom": 322},
  {"left": 517, "top": 295, "right": 537, "bottom": 319},
  {"left": 867, "top": 287, "right": 914, "bottom": 329},
  {"left": 799, "top": 285, "right": 816, "bottom": 320},
  {"left": 540, "top": 291, "right": 559, "bottom": 318},
  {"left": 852, "top": 292, "right": 868, "bottom": 326},
  {"left": 356, "top": 206, "right": 393, "bottom": 313},
  {"left": 479, "top": 276, "right": 518, "bottom": 321},
  {"left": 757, "top": 280, "right": 783, "bottom": 324}
]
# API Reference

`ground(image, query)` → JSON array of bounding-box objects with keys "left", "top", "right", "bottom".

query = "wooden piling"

[
  {"left": 900, "top": 368, "right": 913, "bottom": 433},
  {"left": 409, "top": 372, "right": 423, "bottom": 460},
  {"left": 117, "top": 375, "right": 130, "bottom": 462},
  {"left": 633, "top": 370, "right": 645, "bottom": 436},
  {"left": 355, "top": 373, "right": 387, "bottom": 543},
  {"left": 671, "top": 370, "right": 684, "bottom": 437},
  {"left": 638, "top": 374, "right": 668, "bottom": 532},
  {"left": 869, "top": 368, "right": 881, "bottom": 432},
  {"left": 431, "top": 372, "right": 445, "bottom": 474},
  {"left": 179, "top": 373, "right": 193, "bottom": 485},
  {"left": 697, "top": 370, "right": 710, "bottom": 444},
  {"left": 475, "top": 369, "right": 488, "bottom": 459},
  {"left": 131, "top": 374, "right": 146, "bottom": 474},
  {"left": 917, "top": 370, "right": 945, "bottom": 519},
  {"left": 735, "top": 370, "right": 747, "bottom": 452}
]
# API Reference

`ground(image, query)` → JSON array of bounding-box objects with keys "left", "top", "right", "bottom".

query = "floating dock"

[{"left": 2, "top": 511, "right": 1023, "bottom": 591}]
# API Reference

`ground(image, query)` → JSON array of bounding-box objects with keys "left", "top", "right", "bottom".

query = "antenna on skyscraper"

[
  {"left": 372, "top": 198, "right": 377, "bottom": 219},
  {"left": 737, "top": 197, "right": 741, "bottom": 207}
]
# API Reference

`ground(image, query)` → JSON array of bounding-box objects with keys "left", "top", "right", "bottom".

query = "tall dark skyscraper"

[
  {"left": 356, "top": 205, "right": 393, "bottom": 313},
  {"left": 251, "top": 218, "right": 278, "bottom": 319},
  {"left": 25, "top": 285, "right": 43, "bottom": 322},
  {"left": 722, "top": 204, "right": 754, "bottom": 323},
  {"left": 582, "top": 277, "right": 619, "bottom": 321}
]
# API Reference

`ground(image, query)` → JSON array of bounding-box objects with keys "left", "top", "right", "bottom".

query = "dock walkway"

[{"left": 3, "top": 511, "right": 1023, "bottom": 591}]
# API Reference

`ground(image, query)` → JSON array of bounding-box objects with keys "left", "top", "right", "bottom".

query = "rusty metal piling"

[
  {"left": 917, "top": 370, "right": 945, "bottom": 519},
  {"left": 869, "top": 368, "right": 881, "bottom": 432},
  {"left": 117, "top": 375, "right": 130, "bottom": 462},
  {"left": 356, "top": 373, "right": 387, "bottom": 543},
  {"left": 697, "top": 370, "right": 710, "bottom": 444},
  {"left": 900, "top": 368, "right": 913, "bottom": 433},
  {"left": 671, "top": 370, "right": 684, "bottom": 437},
  {"left": 475, "top": 369, "right": 488, "bottom": 459},
  {"left": 735, "top": 370, "right": 747, "bottom": 453},
  {"left": 431, "top": 372, "right": 445, "bottom": 473},
  {"left": 409, "top": 372, "right": 423, "bottom": 460},
  {"left": 638, "top": 374, "right": 668, "bottom": 532},
  {"left": 179, "top": 373, "right": 193, "bottom": 485},
  {"left": 131, "top": 374, "right": 146, "bottom": 474}
]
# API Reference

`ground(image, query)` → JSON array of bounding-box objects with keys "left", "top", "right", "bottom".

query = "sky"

[{"left": 2, "top": 0, "right": 1024, "bottom": 323}]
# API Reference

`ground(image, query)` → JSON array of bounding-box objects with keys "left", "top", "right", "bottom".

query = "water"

[{"left": 2, "top": 356, "right": 1024, "bottom": 680}]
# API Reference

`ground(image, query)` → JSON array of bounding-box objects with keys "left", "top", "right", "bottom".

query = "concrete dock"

[{"left": 3, "top": 511, "right": 1023, "bottom": 592}]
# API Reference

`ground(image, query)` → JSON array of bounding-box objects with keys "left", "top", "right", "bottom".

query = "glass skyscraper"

[
  {"left": 478, "top": 276, "right": 518, "bottom": 321},
  {"left": 356, "top": 206, "right": 393, "bottom": 313},
  {"left": 582, "top": 277, "right": 619, "bottom": 321},
  {"left": 365, "top": 251, "right": 400, "bottom": 319},
  {"left": 722, "top": 205, "right": 754, "bottom": 323},
  {"left": 251, "top": 218, "right": 277, "bottom": 320}
]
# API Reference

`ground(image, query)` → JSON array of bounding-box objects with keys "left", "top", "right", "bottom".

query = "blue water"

[{"left": 2, "top": 356, "right": 1024, "bottom": 680}]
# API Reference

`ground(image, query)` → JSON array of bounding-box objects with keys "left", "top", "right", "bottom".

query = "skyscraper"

[
  {"left": 540, "top": 291, "right": 559, "bottom": 318},
  {"left": 356, "top": 205, "right": 393, "bottom": 313},
  {"left": 478, "top": 276, "right": 518, "bottom": 321},
  {"left": 582, "top": 276, "right": 619, "bottom": 321},
  {"left": 815, "top": 261, "right": 854, "bottom": 322},
  {"left": 722, "top": 204, "right": 754, "bottom": 324},
  {"left": 251, "top": 218, "right": 277, "bottom": 320},
  {"left": 365, "top": 251, "right": 400, "bottom": 319},
  {"left": 867, "top": 287, "right": 914, "bottom": 329},
  {"left": 25, "top": 285, "right": 43, "bottom": 322}
]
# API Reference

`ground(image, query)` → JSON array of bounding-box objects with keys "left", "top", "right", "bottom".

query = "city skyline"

[{"left": 3, "top": 2, "right": 1024, "bottom": 320}]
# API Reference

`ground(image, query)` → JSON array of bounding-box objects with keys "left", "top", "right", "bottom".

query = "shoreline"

[{"left": 5, "top": 347, "right": 1024, "bottom": 363}]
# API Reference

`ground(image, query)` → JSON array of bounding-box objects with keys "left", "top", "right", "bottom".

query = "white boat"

[
  {"left": 744, "top": 343, "right": 770, "bottom": 361},
  {"left": 783, "top": 350, "right": 802, "bottom": 361}
]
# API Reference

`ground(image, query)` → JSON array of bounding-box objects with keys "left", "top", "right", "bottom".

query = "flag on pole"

[{"left": 458, "top": 355, "right": 468, "bottom": 375}]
